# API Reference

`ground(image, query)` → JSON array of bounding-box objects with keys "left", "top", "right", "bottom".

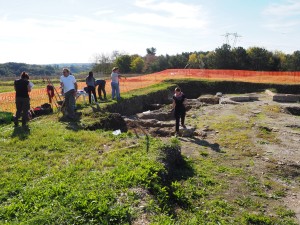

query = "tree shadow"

[
  {"left": 181, "top": 136, "right": 222, "bottom": 153},
  {"left": 11, "top": 126, "right": 30, "bottom": 140}
]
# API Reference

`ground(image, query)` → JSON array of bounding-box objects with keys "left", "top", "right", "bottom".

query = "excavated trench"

[{"left": 82, "top": 81, "right": 300, "bottom": 137}]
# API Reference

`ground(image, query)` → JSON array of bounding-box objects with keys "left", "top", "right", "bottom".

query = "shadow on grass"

[
  {"left": 59, "top": 112, "right": 83, "bottom": 132},
  {"left": 90, "top": 103, "right": 101, "bottom": 113},
  {"left": 153, "top": 143, "right": 196, "bottom": 213},
  {"left": 182, "top": 137, "right": 222, "bottom": 153},
  {"left": 11, "top": 126, "right": 30, "bottom": 140}
]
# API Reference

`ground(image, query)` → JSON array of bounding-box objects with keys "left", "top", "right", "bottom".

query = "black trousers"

[
  {"left": 15, "top": 97, "right": 30, "bottom": 125},
  {"left": 87, "top": 86, "right": 97, "bottom": 103},
  {"left": 174, "top": 109, "right": 186, "bottom": 132},
  {"left": 97, "top": 82, "right": 106, "bottom": 100}
]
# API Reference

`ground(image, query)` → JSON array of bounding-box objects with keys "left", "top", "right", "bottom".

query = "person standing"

[
  {"left": 111, "top": 67, "right": 125, "bottom": 101},
  {"left": 46, "top": 82, "right": 55, "bottom": 104},
  {"left": 14, "top": 72, "right": 32, "bottom": 127},
  {"left": 96, "top": 79, "right": 107, "bottom": 100},
  {"left": 172, "top": 87, "right": 187, "bottom": 136},
  {"left": 60, "top": 68, "right": 78, "bottom": 119},
  {"left": 85, "top": 71, "right": 97, "bottom": 104}
]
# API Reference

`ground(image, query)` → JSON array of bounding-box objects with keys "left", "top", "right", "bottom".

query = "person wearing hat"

[{"left": 111, "top": 67, "right": 125, "bottom": 101}]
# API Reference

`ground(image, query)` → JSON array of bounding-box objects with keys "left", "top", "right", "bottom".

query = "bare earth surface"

[
  {"left": 126, "top": 91, "right": 300, "bottom": 223},
  {"left": 184, "top": 92, "right": 300, "bottom": 223}
]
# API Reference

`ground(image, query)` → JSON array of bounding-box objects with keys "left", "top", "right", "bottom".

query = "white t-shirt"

[
  {"left": 60, "top": 75, "right": 76, "bottom": 93},
  {"left": 111, "top": 72, "right": 119, "bottom": 83}
]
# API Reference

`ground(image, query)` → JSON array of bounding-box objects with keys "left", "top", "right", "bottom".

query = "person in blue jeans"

[{"left": 111, "top": 67, "right": 126, "bottom": 101}]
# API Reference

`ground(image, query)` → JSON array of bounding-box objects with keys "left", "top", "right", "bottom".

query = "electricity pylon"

[{"left": 222, "top": 32, "right": 242, "bottom": 48}]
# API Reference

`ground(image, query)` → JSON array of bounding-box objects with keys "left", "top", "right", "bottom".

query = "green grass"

[
  {"left": 0, "top": 79, "right": 60, "bottom": 93},
  {"left": 0, "top": 80, "right": 298, "bottom": 224},
  {"left": 0, "top": 112, "right": 13, "bottom": 124}
]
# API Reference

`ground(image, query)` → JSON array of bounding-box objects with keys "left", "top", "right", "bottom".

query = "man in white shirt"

[{"left": 60, "top": 68, "right": 78, "bottom": 119}]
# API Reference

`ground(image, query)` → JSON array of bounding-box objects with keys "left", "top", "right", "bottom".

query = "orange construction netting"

[{"left": 1, "top": 69, "right": 300, "bottom": 113}]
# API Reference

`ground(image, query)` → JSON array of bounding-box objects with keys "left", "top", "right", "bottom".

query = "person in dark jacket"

[
  {"left": 85, "top": 71, "right": 97, "bottom": 104},
  {"left": 172, "top": 87, "right": 187, "bottom": 136},
  {"left": 14, "top": 71, "right": 32, "bottom": 127}
]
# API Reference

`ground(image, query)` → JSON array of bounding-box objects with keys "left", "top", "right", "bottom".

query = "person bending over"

[{"left": 96, "top": 79, "right": 107, "bottom": 100}]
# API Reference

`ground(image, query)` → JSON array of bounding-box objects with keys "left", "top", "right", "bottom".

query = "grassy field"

[{"left": 0, "top": 81, "right": 298, "bottom": 224}]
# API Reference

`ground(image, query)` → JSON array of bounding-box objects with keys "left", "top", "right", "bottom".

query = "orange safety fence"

[{"left": 1, "top": 69, "right": 300, "bottom": 113}]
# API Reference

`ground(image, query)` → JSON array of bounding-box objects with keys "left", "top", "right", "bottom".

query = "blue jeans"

[{"left": 111, "top": 82, "right": 120, "bottom": 100}]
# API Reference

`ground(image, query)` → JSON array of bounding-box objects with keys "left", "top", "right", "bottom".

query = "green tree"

[
  {"left": 168, "top": 54, "right": 187, "bottom": 68},
  {"left": 274, "top": 51, "right": 287, "bottom": 71},
  {"left": 115, "top": 55, "right": 132, "bottom": 73},
  {"left": 130, "top": 56, "right": 145, "bottom": 73},
  {"left": 143, "top": 54, "right": 157, "bottom": 73},
  {"left": 232, "top": 47, "right": 249, "bottom": 70},
  {"left": 289, "top": 51, "right": 300, "bottom": 71},
  {"left": 202, "top": 51, "right": 215, "bottom": 69},
  {"left": 146, "top": 47, "right": 156, "bottom": 55},
  {"left": 247, "top": 47, "right": 272, "bottom": 71},
  {"left": 188, "top": 53, "right": 201, "bottom": 68},
  {"left": 156, "top": 55, "right": 170, "bottom": 71},
  {"left": 214, "top": 44, "right": 234, "bottom": 69}
]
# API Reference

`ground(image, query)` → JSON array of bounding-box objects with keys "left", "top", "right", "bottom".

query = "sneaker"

[{"left": 182, "top": 124, "right": 186, "bottom": 129}]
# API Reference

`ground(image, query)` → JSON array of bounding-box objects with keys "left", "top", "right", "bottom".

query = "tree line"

[
  {"left": 0, "top": 62, "right": 92, "bottom": 77},
  {"left": 1, "top": 45, "right": 299, "bottom": 77},
  {"left": 93, "top": 45, "right": 300, "bottom": 74}
]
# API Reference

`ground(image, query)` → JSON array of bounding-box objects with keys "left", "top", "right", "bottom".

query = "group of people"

[
  {"left": 84, "top": 67, "right": 126, "bottom": 104},
  {"left": 14, "top": 67, "right": 187, "bottom": 136}
]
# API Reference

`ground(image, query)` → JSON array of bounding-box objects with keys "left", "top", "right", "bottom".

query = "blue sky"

[{"left": 0, "top": 0, "right": 299, "bottom": 64}]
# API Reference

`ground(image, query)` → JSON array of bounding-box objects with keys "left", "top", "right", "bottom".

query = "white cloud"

[
  {"left": 263, "top": 0, "right": 300, "bottom": 16},
  {"left": 94, "top": 10, "right": 115, "bottom": 16},
  {"left": 263, "top": 0, "right": 300, "bottom": 31},
  {"left": 123, "top": 0, "right": 209, "bottom": 29},
  {"left": 0, "top": 15, "right": 129, "bottom": 63}
]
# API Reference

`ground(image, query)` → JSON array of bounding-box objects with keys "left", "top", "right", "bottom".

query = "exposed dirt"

[{"left": 125, "top": 91, "right": 300, "bottom": 223}]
